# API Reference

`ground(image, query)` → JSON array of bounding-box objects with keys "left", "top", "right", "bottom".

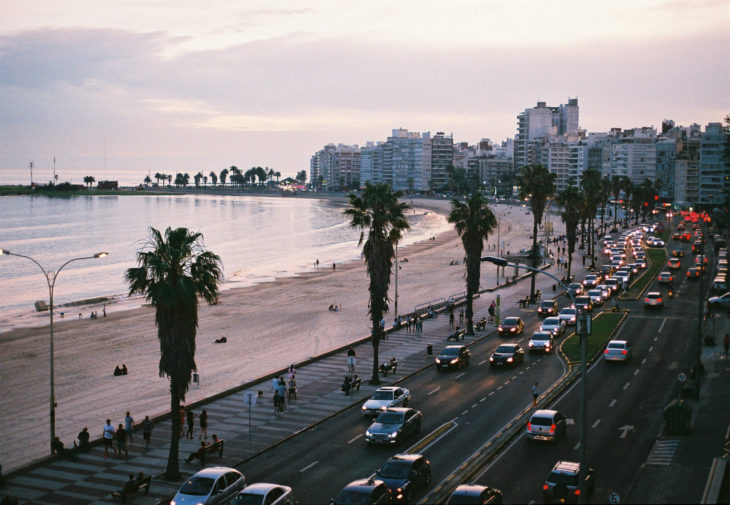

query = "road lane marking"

[
  {"left": 472, "top": 404, "right": 478, "bottom": 409},
  {"left": 649, "top": 346, "right": 654, "bottom": 352},
  {"left": 461, "top": 410, "right": 469, "bottom": 416},
  {"left": 300, "top": 461, "right": 318, "bottom": 473},
  {"left": 478, "top": 359, "right": 488, "bottom": 365},
  {"left": 623, "top": 382, "right": 630, "bottom": 390},
  {"left": 512, "top": 375, "right": 518, "bottom": 380},
  {"left": 658, "top": 318, "right": 667, "bottom": 333},
  {"left": 574, "top": 441, "right": 581, "bottom": 450},
  {"left": 406, "top": 420, "right": 458, "bottom": 454},
  {"left": 497, "top": 385, "right": 503, "bottom": 390},
  {"left": 455, "top": 372, "right": 466, "bottom": 380},
  {"left": 592, "top": 419, "right": 601, "bottom": 428},
  {"left": 609, "top": 399, "right": 617, "bottom": 407},
  {"left": 480, "top": 397, "right": 487, "bottom": 402},
  {"left": 504, "top": 380, "right": 511, "bottom": 385},
  {"left": 488, "top": 391, "right": 495, "bottom": 397},
  {"left": 654, "top": 336, "right": 658, "bottom": 342},
  {"left": 428, "top": 386, "right": 441, "bottom": 396},
  {"left": 347, "top": 434, "right": 363, "bottom": 444},
  {"left": 641, "top": 358, "right": 647, "bottom": 365},
  {"left": 519, "top": 370, "right": 525, "bottom": 375},
  {"left": 633, "top": 369, "right": 640, "bottom": 376}
]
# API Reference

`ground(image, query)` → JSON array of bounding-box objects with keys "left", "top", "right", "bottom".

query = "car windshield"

[
  {"left": 372, "top": 391, "right": 394, "bottom": 400},
  {"left": 531, "top": 416, "right": 553, "bottom": 426},
  {"left": 375, "top": 412, "right": 404, "bottom": 424},
  {"left": 531, "top": 333, "right": 550, "bottom": 341},
  {"left": 548, "top": 472, "right": 578, "bottom": 486},
  {"left": 441, "top": 347, "right": 459, "bottom": 356},
  {"left": 231, "top": 494, "right": 266, "bottom": 505},
  {"left": 503, "top": 317, "right": 519, "bottom": 325},
  {"left": 179, "top": 476, "right": 215, "bottom": 496},
  {"left": 540, "top": 302, "right": 554, "bottom": 308},
  {"left": 335, "top": 489, "right": 374, "bottom": 505},
  {"left": 495, "top": 345, "right": 515, "bottom": 353},
  {"left": 543, "top": 318, "right": 559, "bottom": 326},
  {"left": 607, "top": 342, "right": 625, "bottom": 349},
  {"left": 378, "top": 461, "right": 411, "bottom": 479},
  {"left": 588, "top": 291, "right": 601, "bottom": 296},
  {"left": 561, "top": 309, "right": 576, "bottom": 315}
]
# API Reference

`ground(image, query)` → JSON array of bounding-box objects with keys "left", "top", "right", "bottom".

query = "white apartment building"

[{"left": 515, "top": 98, "right": 580, "bottom": 168}]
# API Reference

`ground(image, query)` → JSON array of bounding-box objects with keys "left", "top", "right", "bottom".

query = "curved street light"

[
  {"left": 0, "top": 249, "right": 108, "bottom": 454},
  {"left": 481, "top": 255, "right": 589, "bottom": 504}
]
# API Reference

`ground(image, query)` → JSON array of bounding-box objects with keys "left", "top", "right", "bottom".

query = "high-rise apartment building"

[
  {"left": 515, "top": 98, "right": 580, "bottom": 168},
  {"left": 698, "top": 122, "right": 728, "bottom": 205},
  {"left": 430, "top": 132, "right": 454, "bottom": 190},
  {"left": 310, "top": 144, "right": 361, "bottom": 190}
]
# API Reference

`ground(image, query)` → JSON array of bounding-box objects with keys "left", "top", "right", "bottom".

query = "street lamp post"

[
  {"left": 482, "top": 256, "right": 589, "bottom": 504},
  {"left": 0, "top": 248, "right": 108, "bottom": 454},
  {"left": 496, "top": 207, "right": 511, "bottom": 284}
]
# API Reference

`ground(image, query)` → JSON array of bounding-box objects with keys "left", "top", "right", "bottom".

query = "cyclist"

[{"left": 488, "top": 301, "right": 496, "bottom": 321}]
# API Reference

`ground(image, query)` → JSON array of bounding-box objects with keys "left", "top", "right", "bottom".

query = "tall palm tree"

[
  {"left": 144, "top": 175, "right": 152, "bottom": 187},
  {"left": 345, "top": 183, "right": 410, "bottom": 385},
  {"left": 154, "top": 172, "right": 162, "bottom": 186},
  {"left": 555, "top": 186, "right": 583, "bottom": 279},
  {"left": 125, "top": 227, "right": 222, "bottom": 480},
  {"left": 447, "top": 192, "right": 496, "bottom": 335},
  {"left": 209, "top": 171, "right": 218, "bottom": 186},
  {"left": 621, "top": 178, "right": 634, "bottom": 227},
  {"left": 220, "top": 168, "right": 229, "bottom": 187},
  {"left": 516, "top": 164, "right": 556, "bottom": 298},
  {"left": 610, "top": 175, "right": 624, "bottom": 230},
  {"left": 83, "top": 175, "right": 95, "bottom": 187},
  {"left": 581, "top": 169, "right": 602, "bottom": 268}
]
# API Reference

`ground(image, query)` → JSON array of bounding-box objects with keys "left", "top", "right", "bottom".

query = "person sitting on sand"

[
  {"left": 214, "top": 336, "right": 227, "bottom": 343},
  {"left": 121, "top": 364, "right": 128, "bottom": 375},
  {"left": 114, "top": 366, "right": 123, "bottom": 376}
]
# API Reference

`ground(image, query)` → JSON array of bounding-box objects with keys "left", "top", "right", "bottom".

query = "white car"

[
  {"left": 361, "top": 386, "right": 411, "bottom": 417},
  {"left": 587, "top": 290, "right": 604, "bottom": 306},
  {"left": 172, "top": 467, "right": 245, "bottom": 505},
  {"left": 229, "top": 483, "right": 294, "bottom": 505},
  {"left": 596, "top": 284, "right": 611, "bottom": 300},
  {"left": 539, "top": 317, "right": 566, "bottom": 338},
  {"left": 558, "top": 308, "right": 577, "bottom": 326},
  {"left": 604, "top": 340, "right": 633, "bottom": 362}
]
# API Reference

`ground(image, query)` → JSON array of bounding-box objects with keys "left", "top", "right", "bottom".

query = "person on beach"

[
  {"left": 124, "top": 411, "right": 134, "bottom": 443},
  {"left": 102, "top": 419, "right": 116, "bottom": 457},
  {"left": 315, "top": 259, "right": 319, "bottom": 269},
  {"left": 141, "top": 415, "right": 154, "bottom": 449},
  {"left": 186, "top": 408, "right": 196, "bottom": 439},
  {"left": 115, "top": 423, "right": 128, "bottom": 458},
  {"left": 121, "top": 364, "right": 128, "bottom": 375},
  {"left": 102, "top": 305, "right": 106, "bottom": 317},
  {"left": 77, "top": 427, "right": 90, "bottom": 453},
  {"left": 199, "top": 409, "right": 208, "bottom": 440}
]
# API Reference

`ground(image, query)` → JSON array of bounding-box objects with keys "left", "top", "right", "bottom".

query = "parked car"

[
  {"left": 446, "top": 485, "right": 503, "bottom": 505},
  {"left": 489, "top": 343, "right": 525, "bottom": 368},
  {"left": 558, "top": 307, "right": 577, "bottom": 326},
  {"left": 526, "top": 409, "right": 567, "bottom": 442},
  {"left": 361, "top": 387, "right": 411, "bottom": 417},
  {"left": 604, "top": 340, "right": 633, "bottom": 362},
  {"left": 542, "top": 460, "right": 594, "bottom": 504},
  {"left": 229, "top": 483, "right": 294, "bottom": 505},
  {"left": 365, "top": 408, "right": 423, "bottom": 446},
  {"left": 498, "top": 317, "right": 525, "bottom": 337},
  {"left": 171, "top": 467, "right": 245, "bottom": 505},
  {"left": 435, "top": 345, "right": 470, "bottom": 371},
  {"left": 643, "top": 292, "right": 664, "bottom": 309},
  {"left": 539, "top": 317, "right": 566, "bottom": 338},
  {"left": 528, "top": 332, "right": 554, "bottom": 354},
  {"left": 537, "top": 299, "right": 558, "bottom": 317},
  {"left": 375, "top": 453, "right": 431, "bottom": 503},
  {"left": 708, "top": 292, "right": 730, "bottom": 310},
  {"left": 333, "top": 478, "right": 390, "bottom": 505}
]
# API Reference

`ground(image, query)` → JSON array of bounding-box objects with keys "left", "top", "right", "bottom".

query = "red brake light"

[
  {"left": 574, "top": 489, "right": 581, "bottom": 496},
  {"left": 622, "top": 350, "right": 627, "bottom": 355},
  {"left": 550, "top": 423, "right": 556, "bottom": 433},
  {"left": 657, "top": 298, "right": 662, "bottom": 302},
  {"left": 543, "top": 484, "right": 549, "bottom": 491},
  {"left": 644, "top": 298, "right": 649, "bottom": 302},
  {"left": 604, "top": 349, "right": 610, "bottom": 354},
  {"left": 527, "top": 422, "right": 532, "bottom": 431}
]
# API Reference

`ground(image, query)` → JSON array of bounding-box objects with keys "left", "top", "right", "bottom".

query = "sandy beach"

[{"left": 0, "top": 198, "right": 554, "bottom": 472}]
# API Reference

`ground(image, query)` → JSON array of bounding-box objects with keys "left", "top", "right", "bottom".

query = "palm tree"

[
  {"left": 194, "top": 172, "right": 203, "bottom": 188},
  {"left": 174, "top": 173, "right": 185, "bottom": 187},
  {"left": 83, "top": 176, "right": 95, "bottom": 188},
  {"left": 621, "top": 178, "right": 634, "bottom": 227},
  {"left": 581, "top": 169, "right": 602, "bottom": 268},
  {"left": 125, "top": 227, "right": 222, "bottom": 480},
  {"left": 220, "top": 168, "right": 229, "bottom": 187},
  {"left": 516, "top": 164, "right": 556, "bottom": 298},
  {"left": 209, "top": 171, "right": 218, "bottom": 186},
  {"left": 447, "top": 192, "right": 496, "bottom": 335},
  {"left": 143, "top": 175, "right": 152, "bottom": 187},
  {"left": 610, "top": 175, "right": 624, "bottom": 230},
  {"left": 154, "top": 172, "right": 162, "bottom": 186},
  {"left": 344, "top": 183, "right": 410, "bottom": 385},
  {"left": 555, "top": 186, "right": 583, "bottom": 279}
]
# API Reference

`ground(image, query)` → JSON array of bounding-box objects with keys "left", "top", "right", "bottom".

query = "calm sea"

[{"left": 0, "top": 194, "right": 448, "bottom": 332}]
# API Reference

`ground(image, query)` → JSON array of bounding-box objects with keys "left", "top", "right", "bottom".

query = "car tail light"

[
  {"left": 657, "top": 298, "right": 662, "bottom": 302},
  {"left": 644, "top": 298, "right": 649, "bottom": 302},
  {"left": 543, "top": 484, "right": 549, "bottom": 491},
  {"left": 604, "top": 349, "right": 610, "bottom": 354},
  {"left": 550, "top": 424, "right": 556, "bottom": 434},
  {"left": 574, "top": 489, "right": 581, "bottom": 496},
  {"left": 527, "top": 422, "right": 532, "bottom": 431},
  {"left": 622, "top": 350, "right": 627, "bottom": 355}
]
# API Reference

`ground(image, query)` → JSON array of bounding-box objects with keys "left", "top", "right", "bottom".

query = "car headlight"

[
  {"left": 389, "top": 432, "right": 398, "bottom": 439},
  {"left": 510, "top": 327, "right": 516, "bottom": 332},
  {"left": 450, "top": 358, "right": 458, "bottom": 364},
  {"left": 507, "top": 357, "right": 514, "bottom": 362},
  {"left": 529, "top": 342, "right": 534, "bottom": 347},
  {"left": 362, "top": 405, "right": 367, "bottom": 411},
  {"left": 498, "top": 327, "right": 503, "bottom": 331},
  {"left": 380, "top": 405, "right": 387, "bottom": 411},
  {"left": 435, "top": 358, "right": 441, "bottom": 363},
  {"left": 366, "top": 430, "right": 373, "bottom": 437},
  {"left": 489, "top": 356, "right": 494, "bottom": 362}
]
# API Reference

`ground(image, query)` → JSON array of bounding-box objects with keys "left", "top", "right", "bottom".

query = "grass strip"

[
  {"left": 560, "top": 311, "right": 625, "bottom": 364},
  {"left": 626, "top": 247, "right": 667, "bottom": 298}
]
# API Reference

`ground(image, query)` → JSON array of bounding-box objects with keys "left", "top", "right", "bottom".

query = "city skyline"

[{"left": 1, "top": 0, "right": 728, "bottom": 186}]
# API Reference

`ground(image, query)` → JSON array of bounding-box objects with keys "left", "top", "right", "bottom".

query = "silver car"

[
  {"left": 558, "top": 308, "right": 577, "bottom": 326},
  {"left": 526, "top": 409, "right": 567, "bottom": 442},
  {"left": 539, "top": 317, "right": 566, "bottom": 338},
  {"left": 361, "top": 386, "right": 411, "bottom": 417},
  {"left": 172, "top": 467, "right": 245, "bottom": 505},
  {"left": 587, "top": 290, "right": 604, "bottom": 307},
  {"left": 229, "top": 483, "right": 294, "bottom": 505},
  {"left": 528, "top": 332, "right": 554, "bottom": 354},
  {"left": 604, "top": 340, "right": 632, "bottom": 362}
]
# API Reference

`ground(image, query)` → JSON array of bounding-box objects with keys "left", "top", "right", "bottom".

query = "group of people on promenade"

[
  {"left": 272, "top": 364, "right": 298, "bottom": 412},
  {"left": 178, "top": 407, "right": 208, "bottom": 440}
]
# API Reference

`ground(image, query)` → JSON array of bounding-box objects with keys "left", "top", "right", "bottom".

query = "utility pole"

[{"left": 29, "top": 161, "right": 33, "bottom": 187}]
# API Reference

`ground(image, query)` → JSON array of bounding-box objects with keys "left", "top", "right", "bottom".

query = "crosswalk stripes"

[{"left": 646, "top": 439, "right": 680, "bottom": 466}]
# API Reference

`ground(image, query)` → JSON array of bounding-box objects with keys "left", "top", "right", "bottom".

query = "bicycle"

[{"left": 273, "top": 393, "right": 287, "bottom": 417}]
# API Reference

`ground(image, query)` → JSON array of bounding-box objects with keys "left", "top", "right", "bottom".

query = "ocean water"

[{"left": 0, "top": 194, "right": 448, "bottom": 332}]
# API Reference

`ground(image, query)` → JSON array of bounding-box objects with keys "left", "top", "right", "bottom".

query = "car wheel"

[{"left": 403, "top": 398, "right": 409, "bottom": 407}]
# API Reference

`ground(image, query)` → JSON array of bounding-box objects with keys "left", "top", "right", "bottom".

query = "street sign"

[
  {"left": 677, "top": 372, "right": 687, "bottom": 383},
  {"left": 609, "top": 491, "right": 621, "bottom": 504},
  {"left": 244, "top": 391, "right": 257, "bottom": 407}
]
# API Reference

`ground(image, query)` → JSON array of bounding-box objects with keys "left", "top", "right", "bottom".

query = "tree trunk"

[
  {"left": 530, "top": 218, "right": 538, "bottom": 297},
  {"left": 370, "top": 322, "right": 381, "bottom": 385},
  {"left": 166, "top": 382, "right": 182, "bottom": 481},
  {"left": 466, "top": 289, "right": 474, "bottom": 335}
]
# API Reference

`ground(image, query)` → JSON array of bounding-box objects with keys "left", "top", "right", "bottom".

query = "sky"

[{"left": 0, "top": 0, "right": 728, "bottom": 186}]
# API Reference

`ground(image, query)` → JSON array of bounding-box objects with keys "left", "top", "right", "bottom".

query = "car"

[
  {"left": 567, "top": 283, "right": 583, "bottom": 296},
  {"left": 375, "top": 453, "right": 432, "bottom": 503},
  {"left": 614, "top": 269, "right": 631, "bottom": 284},
  {"left": 526, "top": 409, "right": 567, "bottom": 442},
  {"left": 498, "top": 317, "right": 524, "bottom": 337},
  {"left": 540, "top": 317, "right": 566, "bottom": 338},
  {"left": 435, "top": 345, "right": 470, "bottom": 370},
  {"left": 587, "top": 290, "right": 604, "bottom": 307},
  {"left": 708, "top": 292, "right": 730, "bottom": 310},
  {"left": 692, "top": 240, "right": 704, "bottom": 253},
  {"left": 604, "top": 278, "right": 620, "bottom": 294},
  {"left": 672, "top": 248, "right": 685, "bottom": 258},
  {"left": 537, "top": 299, "right": 558, "bottom": 317},
  {"left": 574, "top": 296, "right": 592, "bottom": 312},
  {"left": 229, "top": 483, "right": 294, "bottom": 505},
  {"left": 542, "top": 460, "right": 594, "bottom": 503},
  {"left": 648, "top": 238, "right": 665, "bottom": 248},
  {"left": 627, "top": 263, "right": 639, "bottom": 275},
  {"left": 528, "top": 332, "right": 554, "bottom": 354},
  {"left": 687, "top": 267, "right": 701, "bottom": 279},
  {"left": 657, "top": 272, "right": 673, "bottom": 284},
  {"left": 558, "top": 307, "right": 577, "bottom": 326},
  {"left": 596, "top": 284, "right": 611, "bottom": 300},
  {"left": 334, "top": 478, "right": 390, "bottom": 505},
  {"left": 582, "top": 275, "right": 598, "bottom": 288},
  {"left": 446, "top": 485, "right": 503, "bottom": 505},
  {"left": 171, "top": 467, "right": 246, "bottom": 505},
  {"left": 696, "top": 254, "right": 709, "bottom": 264},
  {"left": 489, "top": 343, "right": 525, "bottom": 368},
  {"left": 365, "top": 407, "right": 423, "bottom": 445},
  {"left": 668, "top": 257, "right": 681, "bottom": 270},
  {"left": 644, "top": 291, "right": 664, "bottom": 309},
  {"left": 604, "top": 340, "right": 633, "bottom": 362},
  {"left": 361, "top": 387, "right": 411, "bottom": 417},
  {"left": 711, "top": 276, "right": 728, "bottom": 293}
]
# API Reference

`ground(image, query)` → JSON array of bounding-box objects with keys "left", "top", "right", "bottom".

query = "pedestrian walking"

[
  {"left": 724, "top": 334, "right": 729, "bottom": 358},
  {"left": 288, "top": 364, "right": 296, "bottom": 381},
  {"left": 459, "top": 309, "right": 464, "bottom": 325},
  {"left": 124, "top": 411, "right": 134, "bottom": 443},
  {"left": 102, "top": 419, "right": 116, "bottom": 458},
  {"left": 186, "top": 408, "right": 196, "bottom": 439},
  {"left": 141, "top": 415, "right": 154, "bottom": 449},
  {"left": 347, "top": 346, "right": 357, "bottom": 373},
  {"left": 288, "top": 377, "right": 297, "bottom": 401},
  {"left": 532, "top": 382, "right": 539, "bottom": 408},
  {"left": 115, "top": 423, "right": 128, "bottom": 458},
  {"left": 449, "top": 311, "right": 455, "bottom": 330},
  {"left": 199, "top": 409, "right": 208, "bottom": 440}
]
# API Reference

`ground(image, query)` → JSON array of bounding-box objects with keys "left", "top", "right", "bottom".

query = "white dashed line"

[
  {"left": 462, "top": 410, "right": 469, "bottom": 416},
  {"left": 653, "top": 336, "right": 658, "bottom": 342},
  {"left": 347, "top": 434, "right": 363, "bottom": 444},
  {"left": 641, "top": 358, "right": 647, "bottom": 365},
  {"left": 592, "top": 419, "right": 601, "bottom": 428},
  {"left": 633, "top": 369, "right": 640, "bottom": 376},
  {"left": 519, "top": 370, "right": 525, "bottom": 375},
  {"left": 478, "top": 359, "right": 488, "bottom": 365},
  {"left": 455, "top": 372, "right": 466, "bottom": 380},
  {"left": 472, "top": 404, "right": 478, "bottom": 409},
  {"left": 488, "top": 391, "right": 495, "bottom": 397},
  {"left": 504, "top": 380, "right": 511, "bottom": 385},
  {"left": 428, "top": 386, "right": 441, "bottom": 396},
  {"left": 512, "top": 375, "right": 518, "bottom": 380},
  {"left": 497, "top": 385, "right": 503, "bottom": 390},
  {"left": 609, "top": 399, "right": 617, "bottom": 407},
  {"left": 300, "top": 461, "right": 318, "bottom": 473},
  {"left": 649, "top": 346, "right": 654, "bottom": 352},
  {"left": 623, "top": 382, "right": 630, "bottom": 390},
  {"left": 658, "top": 318, "right": 667, "bottom": 334},
  {"left": 480, "top": 397, "right": 487, "bottom": 402}
]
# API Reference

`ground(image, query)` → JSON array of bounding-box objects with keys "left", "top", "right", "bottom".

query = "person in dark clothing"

[
  {"left": 52, "top": 437, "right": 77, "bottom": 461},
  {"left": 186, "top": 440, "right": 209, "bottom": 463},
  {"left": 77, "top": 427, "right": 91, "bottom": 453},
  {"left": 186, "top": 409, "right": 195, "bottom": 439}
]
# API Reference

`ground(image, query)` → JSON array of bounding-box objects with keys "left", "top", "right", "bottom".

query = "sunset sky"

[{"left": 1, "top": 0, "right": 728, "bottom": 185}]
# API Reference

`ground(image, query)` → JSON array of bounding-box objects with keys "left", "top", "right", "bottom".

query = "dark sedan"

[
  {"left": 365, "top": 408, "right": 422, "bottom": 446},
  {"left": 489, "top": 343, "right": 525, "bottom": 368},
  {"left": 375, "top": 453, "right": 432, "bottom": 503},
  {"left": 498, "top": 317, "right": 524, "bottom": 337},
  {"left": 435, "top": 345, "right": 470, "bottom": 371}
]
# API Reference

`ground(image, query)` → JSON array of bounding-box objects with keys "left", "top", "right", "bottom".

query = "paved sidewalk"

[{"left": 0, "top": 257, "right": 576, "bottom": 505}]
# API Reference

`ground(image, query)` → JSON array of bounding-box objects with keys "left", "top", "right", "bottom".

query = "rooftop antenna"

[
  {"left": 29, "top": 161, "right": 33, "bottom": 187},
  {"left": 53, "top": 157, "right": 56, "bottom": 184}
]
